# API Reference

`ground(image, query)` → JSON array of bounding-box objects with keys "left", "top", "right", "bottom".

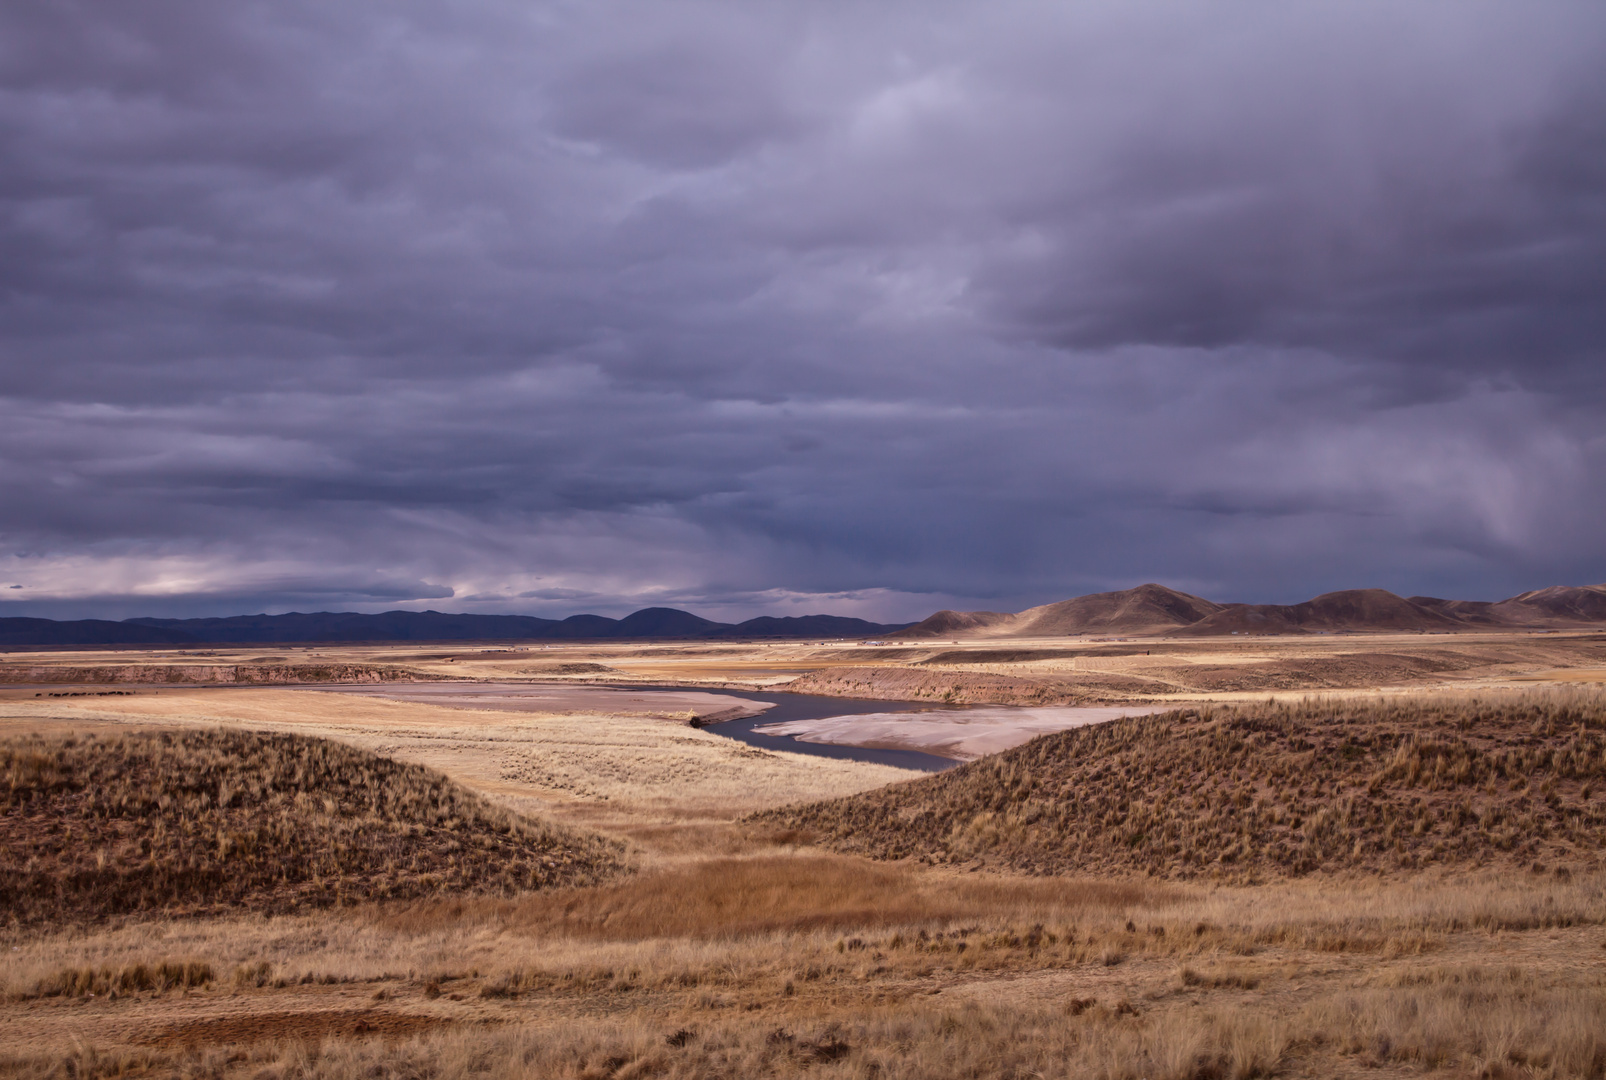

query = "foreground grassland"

[
  {"left": 3, "top": 683, "right": 1606, "bottom": 1078},
  {"left": 3, "top": 857, "right": 1605, "bottom": 1079}
]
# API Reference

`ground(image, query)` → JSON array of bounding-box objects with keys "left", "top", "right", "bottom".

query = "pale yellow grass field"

[{"left": 0, "top": 686, "right": 919, "bottom": 845}]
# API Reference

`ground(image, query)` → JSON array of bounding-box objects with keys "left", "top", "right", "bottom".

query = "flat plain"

[{"left": 4, "top": 630, "right": 1606, "bottom": 1078}]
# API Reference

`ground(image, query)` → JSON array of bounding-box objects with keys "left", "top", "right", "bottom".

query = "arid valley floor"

[{"left": 5, "top": 630, "right": 1606, "bottom": 1078}]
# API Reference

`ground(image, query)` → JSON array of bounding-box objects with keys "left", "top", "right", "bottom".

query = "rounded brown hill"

[
  {"left": 1008, "top": 583, "right": 1222, "bottom": 636},
  {"left": 889, "top": 608, "right": 1014, "bottom": 638},
  {"left": 1, "top": 729, "right": 625, "bottom": 927},
  {"left": 891, "top": 584, "right": 1220, "bottom": 639},
  {"left": 755, "top": 691, "right": 1606, "bottom": 879}
]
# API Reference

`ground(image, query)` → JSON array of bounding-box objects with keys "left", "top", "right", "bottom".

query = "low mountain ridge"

[
  {"left": 0, "top": 618, "right": 197, "bottom": 646},
  {"left": 895, "top": 582, "right": 1606, "bottom": 639},
  {"left": 0, "top": 608, "right": 911, "bottom": 645},
  {"left": 8, "top": 582, "right": 1605, "bottom": 646},
  {"left": 1174, "top": 589, "right": 1465, "bottom": 636},
  {"left": 609, "top": 607, "right": 727, "bottom": 638}
]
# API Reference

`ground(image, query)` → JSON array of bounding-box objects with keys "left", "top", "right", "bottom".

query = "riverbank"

[{"left": 752, "top": 704, "right": 1170, "bottom": 761}]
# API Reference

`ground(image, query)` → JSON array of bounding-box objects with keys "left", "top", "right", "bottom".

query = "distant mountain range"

[
  {"left": 892, "top": 583, "right": 1606, "bottom": 638},
  {"left": 0, "top": 607, "right": 911, "bottom": 646},
  {"left": 5, "top": 582, "right": 1605, "bottom": 646}
]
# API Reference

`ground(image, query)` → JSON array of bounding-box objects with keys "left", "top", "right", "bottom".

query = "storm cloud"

[{"left": 3, "top": 0, "right": 1604, "bottom": 620}]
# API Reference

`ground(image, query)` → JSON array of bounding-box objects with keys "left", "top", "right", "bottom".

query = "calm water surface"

[{"left": 629, "top": 684, "right": 960, "bottom": 772}]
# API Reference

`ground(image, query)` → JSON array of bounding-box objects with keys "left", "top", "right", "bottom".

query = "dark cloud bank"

[{"left": 3, "top": 1, "right": 1604, "bottom": 622}]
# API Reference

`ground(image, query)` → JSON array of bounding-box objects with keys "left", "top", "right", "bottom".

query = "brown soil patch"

[
  {"left": 134, "top": 1009, "right": 461, "bottom": 1049},
  {"left": 372, "top": 854, "right": 1168, "bottom": 941}
]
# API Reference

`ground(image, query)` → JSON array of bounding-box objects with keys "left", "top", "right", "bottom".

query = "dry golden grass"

[
  {"left": 7, "top": 990, "right": 1602, "bottom": 1080},
  {"left": 760, "top": 686, "right": 1606, "bottom": 878},
  {"left": 5, "top": 855, "right": 1606, "bottom": 1077},
  {"left": 0, "top": 728, "right": 624, "bottom": 927},
  {"left": 369, "top": 855, "right": 1170, "bottom": 941},
  {"left": 0, "top": 686, "right": 919, "bottom": 826},
  {"left": 12, "top": 683, "right": 1606, "bottom": 1077},
  {"left": 0, "top": 1004, "right": 1303, "bottom": 1080}
]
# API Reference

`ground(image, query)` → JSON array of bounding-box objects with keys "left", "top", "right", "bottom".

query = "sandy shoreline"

[{"left": 751, "top": 705, "right": 1169, "bottom": 761}]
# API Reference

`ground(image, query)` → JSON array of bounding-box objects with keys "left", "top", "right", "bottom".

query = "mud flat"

[{"left": 752, "top": 704, "right": 1168, "bottom": 760}]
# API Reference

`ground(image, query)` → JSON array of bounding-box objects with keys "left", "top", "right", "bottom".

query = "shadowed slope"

[
  {"left": 0, "top": 618, "right": 197, "bottom": 646},
  {"left": 757, "top": 690, "right": 1606, "bottom": 879},
  {"left": 0, "top": 729, "right": 625, "bottom": 927},
  {"left": 1492, "top": 584, "right": 1606, "bottom": 626},
  {"left": 1407, "top": 596, "right": 1505, "bottom": 625},
  {"left": 110, "top": 608, "right": 911, "bottom": 644},
  {"left": 889, "top": 609, "right": 1015, "bottom": 639},
  {"left": 1176, "top": 589, "right": 1464, "bottom": 636}
]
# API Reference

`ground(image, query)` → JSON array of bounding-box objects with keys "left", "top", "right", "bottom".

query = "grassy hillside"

[
  {"left": 0, "top": 728, "right": 625, "bottom": 927},
  {"left": 757, "top": 690, "right": 1606, "bottom": 879}
]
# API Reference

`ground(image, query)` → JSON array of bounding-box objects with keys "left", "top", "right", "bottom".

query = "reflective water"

[{"left": 627, "top": 684, "right": 960, "bottom": 772}]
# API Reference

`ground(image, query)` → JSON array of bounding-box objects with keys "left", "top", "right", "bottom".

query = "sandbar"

[{"left": 751, "top": 704, "right": 1169, "bottom": 761}]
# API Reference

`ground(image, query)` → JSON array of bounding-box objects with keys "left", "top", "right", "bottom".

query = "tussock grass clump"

[
  {"left": 20, "top": 961, "right": 215, "bottom": 1000},
  {"left": 757, "top": 688, "right": 1606, "bottom": 878},
  {"left": 0, "top": 728, "right": 625, "bottom": 927}
]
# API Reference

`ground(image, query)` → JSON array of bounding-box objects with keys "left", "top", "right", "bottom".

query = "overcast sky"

[{"left": 3, "top": 0, "right": 1604, "bottom": 621}]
